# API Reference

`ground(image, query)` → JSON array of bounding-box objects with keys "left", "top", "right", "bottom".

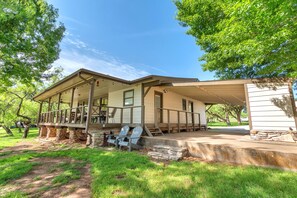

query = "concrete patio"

[{"left": 142, "top": 127, "right": 297, "bottom": 171}]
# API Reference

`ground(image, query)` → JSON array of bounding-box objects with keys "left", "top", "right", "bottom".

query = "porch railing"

[
  {"left": 39, "top": 105, "right": 143, "bottom": 126},
  {"left": 155, "top": 107, "right": 201, "bottom": 132}
]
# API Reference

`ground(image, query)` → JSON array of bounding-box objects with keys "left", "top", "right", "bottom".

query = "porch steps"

[{"left": 144, "top": 125, "right": 164, "bottom": 137}]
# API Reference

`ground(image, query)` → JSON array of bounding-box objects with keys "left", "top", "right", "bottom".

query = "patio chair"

[
  {"left": 107, "top": 125, "right": 130, "bottom": 147},
  {"left": 118, "top": 126, "right": 143, "bottom": 152}
]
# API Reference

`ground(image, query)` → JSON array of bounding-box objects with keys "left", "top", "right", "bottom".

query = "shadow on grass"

[{"left": 1, "top": 148, "right": 297, "bottom": 197}]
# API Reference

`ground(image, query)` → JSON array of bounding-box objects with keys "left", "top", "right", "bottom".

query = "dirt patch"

[
  {"left": 0, "top": 138, "right": 86, "bottom": 158},
  {"left": 0, "top": 157, "right": 91, "bottom": 198}
]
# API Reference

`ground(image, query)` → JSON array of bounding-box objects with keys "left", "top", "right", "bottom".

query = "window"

[
  {"left": 124, "top": 90, "right": 134, "bottom": 106},
  {"left": 182, "top": 99, "right": 187, "bottom": 111}
]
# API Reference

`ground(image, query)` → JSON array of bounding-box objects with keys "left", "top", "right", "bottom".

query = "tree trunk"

[
  {"left": 23, "top": 124, "right": 30, "bottom": 138},
  {"left": 2, "top": 125, "right": 14, "bottom": 136},
  {"left": 15, "top": 122, "right": 22, "bottom": 133},
  {"left": 236, "top": 111, "right": 242, "bottom": 125},
  {"left": 225, "top": 112, "right": 231, "bottom": 126}
]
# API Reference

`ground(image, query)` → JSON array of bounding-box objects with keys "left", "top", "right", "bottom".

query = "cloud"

[
  {"left": 54, "top": 50, "right": 150, "bottom": 80},
  {"left": 54, "top": 34, "right": 151, "bottom": 80}
]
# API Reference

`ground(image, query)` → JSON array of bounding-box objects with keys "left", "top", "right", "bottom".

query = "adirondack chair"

[
  {"left": 107, "top": 125, "right": 130, "bottom": 147},
  {"left": 118, "top": 126, "right": 143, "bottom": 152}
]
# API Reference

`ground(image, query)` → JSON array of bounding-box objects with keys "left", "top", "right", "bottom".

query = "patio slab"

[{"left": 142, "top": 129, "right": 297, "bottom": 171}]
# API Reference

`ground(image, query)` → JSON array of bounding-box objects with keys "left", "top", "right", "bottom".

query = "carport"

[{"left": 164, "top": 79, "right": 297, "bottom": 131}]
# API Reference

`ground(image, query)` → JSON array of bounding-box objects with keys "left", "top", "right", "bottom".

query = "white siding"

[
  {"left": 144, "top": 87, "right": 206, "bottom": 125},
  {"left": 247, "top": 83, "right": 296, "bottom": 130},
  {"left": 108, "top": 85, "right": 142, "bottom": 124}
]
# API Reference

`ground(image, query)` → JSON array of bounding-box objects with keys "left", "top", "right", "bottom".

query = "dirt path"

[
  {"left": 1, "top": 157, "right": 91, "bottom": 198},
  {"left": 0, "top": 139, "right": 92, "bottom": 198}
]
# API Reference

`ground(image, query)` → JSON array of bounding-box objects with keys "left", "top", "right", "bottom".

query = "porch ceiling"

[{"left": 167, "top": 81, "right": 247, "bottom": 105}]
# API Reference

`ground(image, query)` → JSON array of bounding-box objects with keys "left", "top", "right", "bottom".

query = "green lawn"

[
  {"left": 208, "top": 121, "right": 249, "bottom": 127},
  {"left": 1, "top": 128, "right": 297, "bottom": 197},
  {"left": 0, "top": 128, "right": 39, "bottom": 150}
]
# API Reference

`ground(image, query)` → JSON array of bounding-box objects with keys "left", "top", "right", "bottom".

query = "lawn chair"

[
  {"left": 107, "top": 125, "right": 130, "bottom": 147},
  {"left": 118, "top": 126, "right": 143, "bottom": 152}
]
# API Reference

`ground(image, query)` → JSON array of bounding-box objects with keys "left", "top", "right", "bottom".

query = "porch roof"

[
  {"left": 167, "top": 79, "right": 250, "bottom": 105},
  {"left": 34, "top": 68, "right": 198, "bottom": 101},
  {"left": 167, "top": 78, "right": 290, "bottom": 105}
]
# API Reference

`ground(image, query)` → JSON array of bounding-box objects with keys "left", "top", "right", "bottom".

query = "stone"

[
  {"left": 250, "top": 130, "right": 258, "bottom": 135},
  {"left": 87, "top": 130, "right": 105, "bottom": 148},
  {"left": 148, "top": 144, "right": 188, "bottom": 161},
  {"left": 39, "top": 126, "right": 47, "bottom": 138},
  {"left": 56, "top": 128, "right": 67, "bottom": 141},
  {"left": 272, "top": 134, "right": 295, "bottom": 143},
  {"left": 69, "top": 128, "right": 79, "bottom": 143},
  {"left": 46, "top": 127, "right": 56, "bottom": 138}
]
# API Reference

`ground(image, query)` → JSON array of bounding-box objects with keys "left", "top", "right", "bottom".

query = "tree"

[
  {"left": 0, "top": 0, "right": 65, "bottom": 89},
  {"left": 175, "top": 0, "right": 297, "bottom": 79},
  {"left": 0, "top": 83, "right": 39, "bottom": 138},
  {"left": 206, "top": 104, "right": 244, "bottom": 126}
]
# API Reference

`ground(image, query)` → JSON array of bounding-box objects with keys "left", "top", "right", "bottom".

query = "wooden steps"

[{"left": 144, "top": 125, "right": 164, "bottom": 137}]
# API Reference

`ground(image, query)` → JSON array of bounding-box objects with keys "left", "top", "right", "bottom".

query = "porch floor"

[{"left": 142, "top": 127, "right": 297, "bottom": 170}]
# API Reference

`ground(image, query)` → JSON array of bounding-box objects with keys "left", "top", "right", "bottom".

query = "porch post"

[
  {"left": 141, "top": 83, "right": 145, "bottom": 127},
  {"left": 244, "top": 84, "right": 253, "bottom": 130},
  {"left": 68, "top": 87, "right": 75, "bottom": 123},
  {"left": 37, "top": 101, "right": 43, "bottom": 123},
  {"left": 85, "top": 79, "right": 96, "bottom": 133},
  {"left": 47, "top": 97, "right": 51, "bottom": 122},
  {"left": 57, "top": 93, "right": 62, "bottom": 123}
]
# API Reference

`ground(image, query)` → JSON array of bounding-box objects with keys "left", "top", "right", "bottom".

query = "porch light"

[{"left": 96, "top": 81, "right": 100, "bottom": 86}]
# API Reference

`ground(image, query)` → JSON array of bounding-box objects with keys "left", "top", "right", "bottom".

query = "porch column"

[
  {"left": 37, "top": 101, "right": 43, "bottom": 123},
  {"left": 141, "top": 83, "right": 145, "bottom": 127},
  {"left": 57, "top": 93, "right": 62, "bottom": 123},
  {"left": 244, "top": 84, "right": 253, "bottom": 131},
  {"left": 85, "top": 79, "right": 96, "bottom": 133},
  {"left": 68, "top": 87, "right": 75, "bottom": 123},
  {"left": 47, "top": 97, "right": 51, "bottom": 122}
]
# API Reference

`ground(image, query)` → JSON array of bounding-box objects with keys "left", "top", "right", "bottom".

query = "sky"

[{"left": 47, "top": 0, "right": 215, "bottom": 81}]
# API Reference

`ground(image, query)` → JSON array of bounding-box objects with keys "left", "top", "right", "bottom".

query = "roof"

[{"left": 34, "top": 68, "right": 199, "bottom": 101}]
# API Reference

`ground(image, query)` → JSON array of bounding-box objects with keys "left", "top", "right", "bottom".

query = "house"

[{"left": 34, "top": 68, "right": 297, "bottom": 147}]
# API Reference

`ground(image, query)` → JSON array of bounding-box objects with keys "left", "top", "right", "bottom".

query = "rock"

[
  {"left": 272, "top": 134, "right": 295, "bottom": 143},
  {"left": 148, "top": 145, "right": 188, "bottom": 161}
]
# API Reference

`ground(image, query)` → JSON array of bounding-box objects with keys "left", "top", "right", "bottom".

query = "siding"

[
  {"left": 144, "top": 87, "right": 206, "bottom": 125},
  {"left": 247, "top": 83, "right": 296, "bottom": 130},
  {"left": 108, "top": 85, "right": 142, "bottom": 124}
]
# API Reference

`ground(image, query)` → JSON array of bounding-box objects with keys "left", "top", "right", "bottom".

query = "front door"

[{"left": 154, "top": 92, "right": 163, "bottom": 124}]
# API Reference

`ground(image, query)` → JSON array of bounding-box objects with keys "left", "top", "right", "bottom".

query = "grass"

[
  {"left": 0, "top": 127, "right": 39, "bottom": 149},
  {"left": 208, "top": 121, "right": 249, "bottom": 127},
  {"left": 1, "top": 129, "right": 297, "bottom": 197},
  {"left": 51, "top": 161, "right": 86, "bottom": 186}
]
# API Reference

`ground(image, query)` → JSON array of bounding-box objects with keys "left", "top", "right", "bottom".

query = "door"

[
  {"left": 154, "top": 92, "right": 163, "bottom": 124},
  {"left": 188, "top": 101, "right": 194, "bottom": 124}
]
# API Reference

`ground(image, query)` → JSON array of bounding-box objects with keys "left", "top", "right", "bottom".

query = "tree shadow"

[
  {"left": 270, "top": 95, "right": 294, "bottom": 118},
  {"left": 252, "top": 78, "right": 287, "bottom": 90}
]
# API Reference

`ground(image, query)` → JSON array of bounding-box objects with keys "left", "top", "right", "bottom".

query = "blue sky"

[{"left": 48, "top": 0, "right": 215, "bottom": 80}]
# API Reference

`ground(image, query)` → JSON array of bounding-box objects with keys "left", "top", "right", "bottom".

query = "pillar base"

[
  {"left": 46, "top": 127, "right": 56, "bottom": 139},
  {"left": 56, "top": 127, "right": 67, "bottom": 141},
  {"left": 39, "top": 126, "right": 47, "bottom": 138}
]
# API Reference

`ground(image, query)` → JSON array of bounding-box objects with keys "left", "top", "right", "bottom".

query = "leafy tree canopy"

[
  {"left": 0, "top": 0, "right": 65, "bottom": 88},
  {"left": 175, "top": 0, "right": 297, "bottom": 79}
]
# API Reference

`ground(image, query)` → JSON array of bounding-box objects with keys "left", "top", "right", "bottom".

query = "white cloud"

[
  {"left": 54, "top": 50, "right": 150, "bottom": 80},
  {"left": 53, "top": 33, "right": 156, "bottom": 80}
]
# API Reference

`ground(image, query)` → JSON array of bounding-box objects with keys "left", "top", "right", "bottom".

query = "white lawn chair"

[{"left": 118, "top": 126, "right": 143, "bottom": 152}]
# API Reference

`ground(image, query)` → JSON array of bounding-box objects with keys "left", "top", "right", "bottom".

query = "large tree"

[
  {"left": 0, "top": 0, "right": 65, "bottom": 88},
  {"left": 175, "top": 0, "right": 297, "bottom": 79}
]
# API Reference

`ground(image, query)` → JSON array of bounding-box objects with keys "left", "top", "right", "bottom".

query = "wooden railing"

[
  {"left": 39, "top": 105, "right": 144, "bottom": 126},
  {"left": 155, "top": 107, "right": 200, "bottom": 132}
]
